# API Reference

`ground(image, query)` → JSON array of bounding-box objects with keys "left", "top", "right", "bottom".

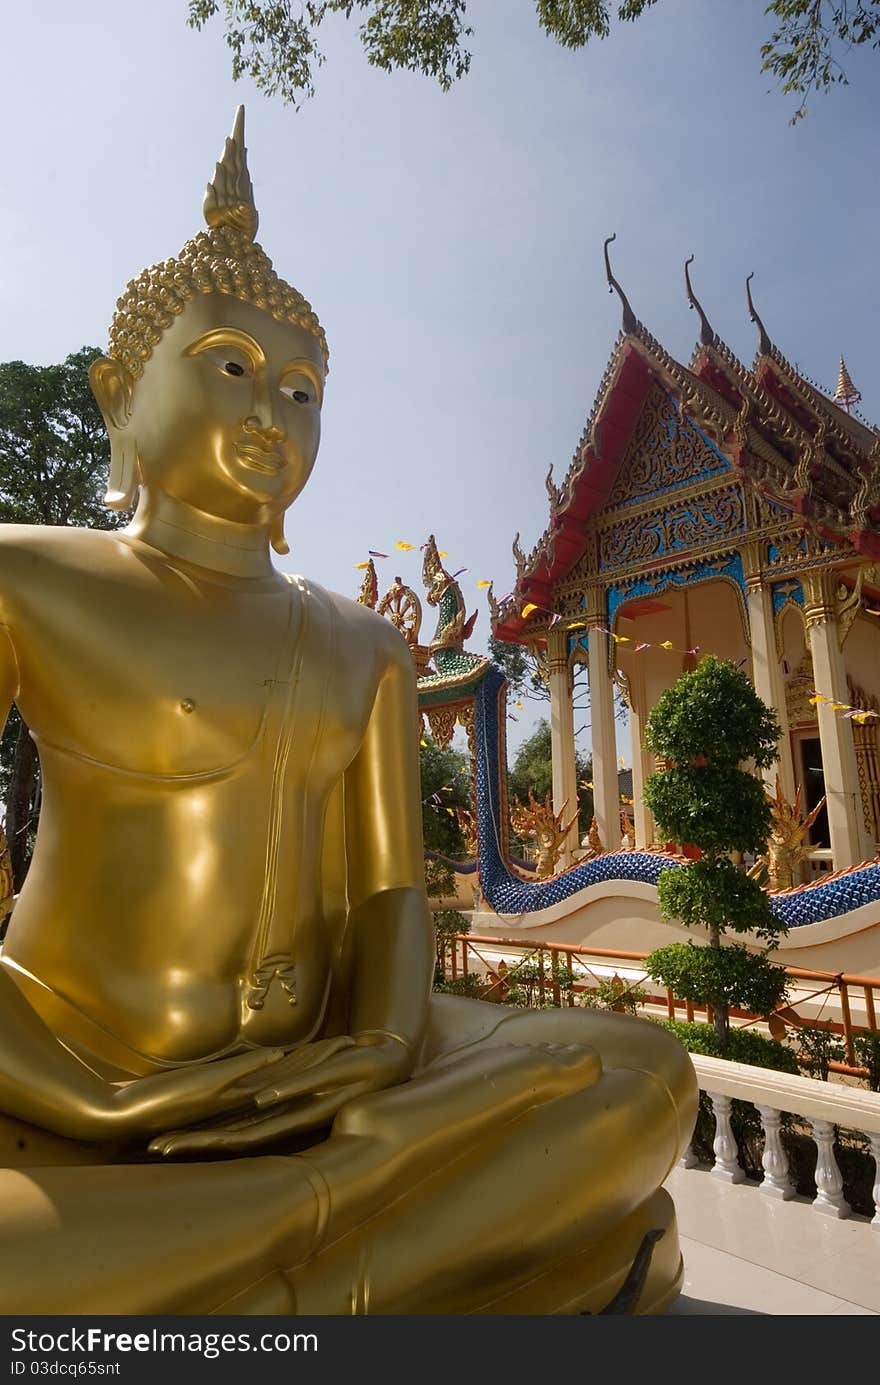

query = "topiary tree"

[{"left": 642, "top": 655, "right": 788, "bottom": 1051}]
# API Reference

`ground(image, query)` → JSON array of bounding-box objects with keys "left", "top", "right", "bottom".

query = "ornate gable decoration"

[{"left": 604, "top": 384, "right": 730, "bottom": 511}]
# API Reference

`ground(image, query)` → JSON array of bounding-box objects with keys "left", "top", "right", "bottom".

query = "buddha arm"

[
  {"left": 0, "top": 610, "right": 122, "bottom": 1137},
  {"left": 341, "top": 632, "right": 434, "bottom": 1068}
]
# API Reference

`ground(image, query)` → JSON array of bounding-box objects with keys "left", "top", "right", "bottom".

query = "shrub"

[
  {"left": 643, "top": 656, "right": 786, "bottom": 1051},
  {"left": 580, "top": 974, "right": 649, "bottom": 1016},
  {"left": 432, "top": 907, "right": 470, "bottom": 984},
  {"left": 502, "top": 958, "right": 576, "bottom": 1008},
  {"left": 854, "top": 1032, "right": 880, "bottom": 1092},
  {"left": 432, "top": 973, "right": 487, "bottom": 999},
  {"left": 646, "top": 941, "right": 788, "bottom": 1018},
  {"left": 659, "top": 1019, "right": 799, "bottom": 1073},
  {"left": 795, "top": 1025, "right": 846, "bottom": 1081}
]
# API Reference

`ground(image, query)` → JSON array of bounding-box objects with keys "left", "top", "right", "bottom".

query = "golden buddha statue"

[{"left": 0, "top": 110, "right": 696, "bottom": 1315}]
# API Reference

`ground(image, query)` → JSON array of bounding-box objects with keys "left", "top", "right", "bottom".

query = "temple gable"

[{"left": 603, "top": 383, "right": 731, "bottom": 511}]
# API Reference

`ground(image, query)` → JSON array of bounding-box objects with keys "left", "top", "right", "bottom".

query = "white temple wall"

[
  {"left": 779, "top": 603, "right": 807, "bottom": 676},
  {"left": 843, "top": 613, "right": 880, "bottom": 707}
]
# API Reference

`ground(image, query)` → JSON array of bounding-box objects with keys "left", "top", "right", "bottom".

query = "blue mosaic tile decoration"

[
  {"left": 771, "top": 580, "right": 804, "bottom": 616},
  {"left": 770, "top": 865, "right": 880, "bottom": 927},
  {"left": 475, "top": 668, "right": 681, "bottom": 915},
  {"left": 768, "top": 536, "right": 806, "bottom": 565},
  {"left": 606, "top": 552, "right": 746, "bottom": 630},
  {"left": 474, "top": 664, "right": 880, "bottom": 928}
]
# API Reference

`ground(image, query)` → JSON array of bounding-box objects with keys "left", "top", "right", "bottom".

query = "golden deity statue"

[
  {"left": 510, "top": 790, "right": 577, "bottom": 878},
  {"left": 0, "top": 110, "right": 696, "bottom": 1314},
  {"left": 749, "top": 777, "right": 827, "bottom": 891}
]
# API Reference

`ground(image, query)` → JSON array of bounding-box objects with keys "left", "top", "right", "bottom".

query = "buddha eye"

[
  {"left": 199, "top": 347, "right": 253, "bottom": 378},
  {"left": 281, "top": 383, "right": 313, "bottom": 405}
]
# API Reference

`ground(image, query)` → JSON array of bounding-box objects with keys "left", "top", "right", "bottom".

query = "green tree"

[
  {"left": 0, "top": 347, "right": 123, "bottom": 890},
  {"left": 419, "top": 735, "right": 470, "bottom": 856},
  {"left": 642, "top": 656, "right": 788, "bottom": 1051},
  {"left": 489, "top": 636, "right": 591, "bottom": 715},
  {"left": 508, "top": 718, "right": 593, "bottom": 840},
  {"left": 488, "top": 636, "right": 549, "bottom": 703},
  {"left": 187, "top": 1, "right": 879, "bottom": 122}
]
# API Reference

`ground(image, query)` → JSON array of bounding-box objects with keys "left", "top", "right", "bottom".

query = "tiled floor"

[{"left": 664, "top": 1165, "right": 880, "bottom": 1315}]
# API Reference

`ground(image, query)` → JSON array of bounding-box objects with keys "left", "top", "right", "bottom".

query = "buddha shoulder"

[
  {"left": 322, "top": 584, "right": 416, "bottom": 680},
  {"left": 0, "top": 523, "right": 124, "bottom": 604}
]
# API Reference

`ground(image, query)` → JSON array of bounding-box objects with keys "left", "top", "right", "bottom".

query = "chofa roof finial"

[
  {"left": 684, "top": 255, "right": 716, "bottom": 347},
  {"left": 745, "top": 272, "right": 773, "bottom": 355},
  {"left": 834, "top": 357, "right": 862, "bottom": 414},
  {"left": 603, "top": 234, "right": 638, "bottom": 335}
]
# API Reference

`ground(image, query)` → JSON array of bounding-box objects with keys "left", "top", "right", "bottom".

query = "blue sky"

[{"left": 3, "top": 1, "right": 878, "bottom": 759}]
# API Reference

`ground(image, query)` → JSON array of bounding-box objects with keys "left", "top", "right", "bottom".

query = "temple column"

[
  {"left": 626, "top": 656, "right": 655, "bottom": 850},
  {"left": 586, "top": 590, "right": 621, "bottom": 852},
  {"left": 744, "top": 556, "right": 796, "bottom": 802},
  {"left": 804, "top": 573, "right": 873, "bottom": 869},
  {"left": 546, "top": 627, "right": 579, "bottom": 864}
]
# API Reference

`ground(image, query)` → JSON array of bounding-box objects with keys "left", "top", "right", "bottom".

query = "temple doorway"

[{"left": 796, "top": 735, "right": 830, "bottom": 850}]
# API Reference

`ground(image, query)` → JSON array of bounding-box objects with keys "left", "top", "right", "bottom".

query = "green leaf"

[
  {"left": 644, "top": 656, "right": 780, "bottom": 769},
  {"left": 647, "top": 941, "right": 789, "bottom": 1017}
]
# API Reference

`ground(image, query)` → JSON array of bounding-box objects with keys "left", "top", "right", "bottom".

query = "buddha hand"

[
  {"left": 147, "top": 1031, "right": 413, "bottom": 1156},
  {"left": 108, "top": 1046, "right": 296, "bottom": 1138},
  {"left": 0, "top": 965, "right": 297, "bottom": 1143}
]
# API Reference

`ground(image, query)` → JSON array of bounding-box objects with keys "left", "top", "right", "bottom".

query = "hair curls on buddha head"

[{"left": 106, "top": 107, "right": 329, "bottom": 384}]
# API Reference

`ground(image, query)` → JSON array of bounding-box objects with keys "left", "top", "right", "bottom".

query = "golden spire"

[
  {"left": 834, "top": 357, "right": 862, "bottom": 413},
  {"left": 203, "top": 105, "right": 258, "bottom": 241},
  {"left": 107, "top": 106, "right": 328, "bottom": 384}
]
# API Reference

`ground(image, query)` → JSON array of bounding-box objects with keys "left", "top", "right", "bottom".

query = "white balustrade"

[
  {"left": 755, "top": 1103, "right": 795, "bottom": 1200},
  {"left": 707, "top": 1092, "right": 745, "bottom": 1184},
  {"left": 810, "top": 1118, "right": 849, "bottom": 1218},
  {"left": 680, "top": 1054, "right": 880, "bottom": 1222}
]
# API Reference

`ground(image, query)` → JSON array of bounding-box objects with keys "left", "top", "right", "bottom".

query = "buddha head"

[{"left": 89, "top": 108, "right": 328, "bottom": 554}]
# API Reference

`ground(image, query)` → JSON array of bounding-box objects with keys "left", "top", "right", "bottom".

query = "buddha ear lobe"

[
  {"left": 89, "top": 357, "right": 139, "bottom": 511},
  {"left": 89, "top": 356, "right": 132, "bottom": 430},
  {"left": 270, "top": 515, "right": 289, "bottom": 556}
]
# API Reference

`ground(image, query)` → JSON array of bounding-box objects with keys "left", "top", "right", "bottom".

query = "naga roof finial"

[
  {"left": 603, "top": 234, "right": 638, "bottom": 335},
  {"left": 745, "top": 272, "right": 773, "bottom": 355},
  {"left": 684, "top": 255, "right": 716, "bottom": 348}
]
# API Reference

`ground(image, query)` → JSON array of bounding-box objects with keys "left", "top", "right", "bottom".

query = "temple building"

[{"left": 490, "top": 248, "right": 880, "bottom": 877}]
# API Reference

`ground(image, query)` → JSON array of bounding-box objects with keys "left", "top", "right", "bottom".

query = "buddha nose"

[
  {"left": 243, "top": 416, "right": 286, "bottom": 446},
  {"left": 249, "top": 369, "right": 287, "bottom": 440}
]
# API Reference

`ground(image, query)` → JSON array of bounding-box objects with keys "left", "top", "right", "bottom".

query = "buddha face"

[{"left": 92, "top": 293, "right": 324, "bottom": 526}]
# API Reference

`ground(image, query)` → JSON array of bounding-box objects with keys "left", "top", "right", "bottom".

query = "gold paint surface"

[{"left": 0, "top": 110, "right": 696, "bottom": 1314}]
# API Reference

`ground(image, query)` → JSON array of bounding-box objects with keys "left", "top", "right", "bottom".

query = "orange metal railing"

[{"left": 437, "top": 933, "right": 880, "bottom": 1078}]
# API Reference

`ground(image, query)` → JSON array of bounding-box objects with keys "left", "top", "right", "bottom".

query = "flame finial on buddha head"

[{"left": 106, "top": 107, "right": 329, "bottom": 394}]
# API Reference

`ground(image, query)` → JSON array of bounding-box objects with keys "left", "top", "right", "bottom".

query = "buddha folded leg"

[
  {"left": 273, "top": 1001, "right": 698, "bottom": 1315},
  {"left": 0, "top": 1037, "right": 600, "bottom": 1313},
  {"left": 0, "top": 1006, "right": 695, "bottom": 1314}
]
